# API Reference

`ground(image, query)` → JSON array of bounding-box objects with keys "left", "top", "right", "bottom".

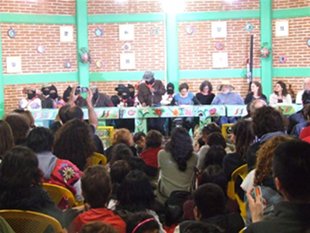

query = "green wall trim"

[
  {"left": 274, "top": 67, "right": 310, "bottom": 77},
  {"left": 0, "top": 13, "right": 75, "bottom": 24},
  {"left": 89, "top": 13, "right": 164, "bottom": 24},
  {"left": 90, "top": 71, "right": 165, "bottom": 82},
  {"left": 260, "top": 0, "right": 273, "bottom": 98},
  {"left": 76, "top": 0, "right": 89, "bottom": 87},
  {"left": 179, "top": 68, "right": 261, "bottom": 79},
  {"left": 177, "top": 10, "right": 259, "bottom": 21},
  {"left": 273, "top": 7, "right": 310, "bottom": 19},
  {"left": 0, "top": 29, "right": 4, "bottom": 117},
  {"left": 3, "top": 72, "right": 78, "bottom": 85}
]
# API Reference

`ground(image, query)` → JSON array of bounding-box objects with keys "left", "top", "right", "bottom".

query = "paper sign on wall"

[
  {"left": 275, "top": 20, "right": 289, "bottom": 37},
  {"left": 60, "top": 26, "right": 73, "bottom": 42},
  {"left": 6, "top": 56, "right": 22, "bottom": 73},
  {"left": 211, "top": 21, "right": 227, "bottom": 38},
  {"left": 120, "top": 53, "right": 136, "bottom": 70},
  {"left": 212, "top": 52, "right": 228, "bottom": 68},
  {"left": 119, "top": 24, "right": 135, "bottom": 41}
]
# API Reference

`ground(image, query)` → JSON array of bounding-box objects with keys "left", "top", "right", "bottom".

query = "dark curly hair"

[
  {"left": 145, "top": 130, "right": 163, "bottom": 148},
  {"left": 199, "top": 80, "right": 213, "bottom": 93},
  {"left": 274, "top": 80, "right": 288, "bottom": 96},
  {"left": 178, "top": 82, "right": 189, "bottom": 92},
  {"left": 206, "top": 132, "right": 226, "bottom": 148},
  {"left": 27, "top": 127, "right": 54, "bottom": 153},
  {"left": 232, "top": 120, "right": 254, "bottom": 159},
  {"left": 252, "top": 106, "right": 285, "bottom": 138},
  {"left": 53, "top": 119, "right": 96, "bottom": 170},
  {"left": 0, "top": 146, "right": 42, "bottom": 189},
  {"left": 0, "top": 120, "right": 14, "bottom": 158},
  {"left": 126, "top": 212, "right": 159, "bottom": 233},
  {"left": 116, "top": 170, "right": 155, "bottom": 212},
  {"left": 165, "top": 127, "right": 194, "bottom": 171}
]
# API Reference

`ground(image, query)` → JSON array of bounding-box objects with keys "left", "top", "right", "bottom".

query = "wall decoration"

[
  {"left": 212, "top": 52, "right": 228, "bottom": 68},
  {"left": 211, "top": 21, "right": 227, "bottom": 38},
  {"left": 60, "top": 26, "right": 73, "bottom": 42},
  {"left": 6, "top": 56, "right": 22, "bottom": 73},
  {"left": 150, "top": 27, "right": 160, "bottom": 35},
  {"left": 119, "top": 24, "right": 134, "bottom": 41},
  {"left": 122, "top": 42, "right": 131, "bottom": 51},
  {"left": 64, "top": 60, "right": 71, "bottom": 68},
  {"left": 307, "top": 39, "right": 310, "bottom": 47},
  {"left": 120, "top": 53, "right": 135, "bottom": 70},
  {"left": 37, "top": 45, "right": 45, "bottom": 53},
  {"left": 96, "top": 60, "right": 103, "bottom": 68},
  {"left": 7, "top": 28, "right": 16, "bottom": 38},
  {"left": 95, "top": 27, "right": 104, "bottom": 37},
  {"left": 279, "top": 55, "right": 287, "bottom": 64},
  {"left": 260, "top": 43, "right": 271, "bottom": 58},
  {"left": 79, "top": 47, "right": 91, "bottom": 64},
  {"left": 245, "top": 23, "right": 254, "bottom": 32},
  {"left": 275, "top": 20, "right": 289, "bottom": 37},
  {"left": 215, "top": 42, "right": 224, "bottom": 50},
  {"left": 185, "top": 25, "right": 196, "bottom": 35}
]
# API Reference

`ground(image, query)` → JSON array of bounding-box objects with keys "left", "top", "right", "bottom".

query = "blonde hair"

[
  {"left": 254, "top": 135, "right": 293, "bottom": 185},
  {"left": 112, "top": 128, "right": 132, "bottom": 146}
]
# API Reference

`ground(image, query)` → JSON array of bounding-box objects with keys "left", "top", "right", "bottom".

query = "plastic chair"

[
  {"left": 88, "top": 152, "right": 107, "bottom": 166},
  {"left": 221, "top": 123, "right": 234, "bottom": 141},
  {"left": 0, "top": 209, "right": 64, "bottom": 233},
  {"left": 226, "top": 164, "right": 248, "bottom": 219},
  {"left": 42, "top": 183, "right": 81, "bottom": 208},
  {"left": 239, "top": 227, "right": 247, "bottom": 233}
]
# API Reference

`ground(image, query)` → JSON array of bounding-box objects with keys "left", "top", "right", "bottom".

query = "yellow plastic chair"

[
  {"left": 0, "top": 209, "right": 64, "bottom": 233},
  {"left": 97, "top": 126, "right": 115, "bottom": 148},
  {"left": 88, "top": 152, "right": 107, "bottom": 166},
  {"left": 226, "top": 164, "right": 248, "bottom": 219},
  {"left": 221, "top": 123, "right": 234, "bottom": 141},
  {"left": 239, "top": 227, "right": 247, "bottom": 233},
  {"left": 42, "top": 183, "right": 81, "bottom": 208}
]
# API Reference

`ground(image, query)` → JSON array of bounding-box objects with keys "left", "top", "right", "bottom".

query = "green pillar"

[
  {"left": 0, "top": 29, "right": 4, "bottom": 118},
  {"left": 260, "top": 0, "right": 273, "bottom": 98},
  {"left": 76, "top": 0, "right": 89, "bottom": 87},
  {"left": 165, "top": 13, "right": 179, "bottom": 89}
]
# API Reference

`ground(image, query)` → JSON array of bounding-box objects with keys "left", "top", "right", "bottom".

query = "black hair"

[
  {"left": 165, "top": 127, "right": 193, "bottom": 171},
  {"left": 273, "top": 140, "right": 310, "bottom": 202},
  {"left": 133, "top": 132, "right": 146, "bottom": 143},
  {"left": 109, "top": 143, "right": 134, "bottom": 166},
  {"left": 110, "top": 160, "right": 131, "bottom": 197},
  {"left": 179, "top": 83, "right": 189, "bottom": 92},
  {"left": 199, "top": 165, "right": 228, "bottom": 195},
  {"left": 199, "top": 80, "right": 213, "bottom": 93},
  {"left": 116, "top": 170, "right": 155, "bottom": 212},
  {"left": 126, "top": 212, "right": 159, "bottom": 233},
  {"left": 27, "top": 127, "right": 54, "bottom": 153},
  {"left": 193, "top": 183, "right": 226, "bottom": 219},
  {"left": 232, "top": 120, "right": 254, "bottom": 158},
  {"left": 275, "top": 81, "right": 288, "bottom": 96},
  {"left": 182, "top": 221, "right": 222, "bottom": 233},
  {"left": 252, "top": 106, "right": 285, "bottom": 138},
  {"left": 201, "top": 123, "right": 221, "bottom": 136},
  {"left": 81, "top": 165, "right": 111, "bottom": 208},
  {"left": 203, "top": 145, "right": 226, "bottom": 169},
  {"left": 145, "top": 130, "right": 162, "bottom": 148},
  {"left": 206, "top": 132, "right": 226, "bottom": 148}
]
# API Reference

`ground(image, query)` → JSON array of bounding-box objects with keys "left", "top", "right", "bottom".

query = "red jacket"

[{"left": 140, "top": 147, "right": 162, "bottom": 168}]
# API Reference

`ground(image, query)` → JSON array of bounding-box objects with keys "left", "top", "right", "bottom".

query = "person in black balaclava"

[{"left": 91, "top": 87, "right": 114, "bottom": 108}]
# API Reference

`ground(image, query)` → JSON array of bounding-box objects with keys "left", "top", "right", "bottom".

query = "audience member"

[
  {"left": 295, "top": 78, "right": 310, "bottom": 104},
  {"left": 4, "top": 114, "right": 29, "bottom": 145},
  {"left": 157, "top": 127, "right": 197, "bottom": 204},
  {"left": 68, "top": 165, "right": 126, "bottom": 233},
  {"left": 12, "top": 109, "right": 36, "bottom": 128},
  {"left": 246, "top": 140, "right": 310, "bottom": 233},
  {"left": 133, "top": 132, "right": 146, "bottom": 155},
  {"left": 81, "top": 221, "right": 117, "bottom": 233},
  {"left": 0, "top": 120, "right": 14, "bottom": 160},
  {"left": 109, "top": 143, "right": 134, "bottom": 167},
  {"left": 27, "top": 127, "right": 83, "bottom": 203},
  {"left": 269, "top": 81, "right": 292, "bottom": 105},
  {"left": 126, "top": 212, "right": 160, "bottom": 233}
]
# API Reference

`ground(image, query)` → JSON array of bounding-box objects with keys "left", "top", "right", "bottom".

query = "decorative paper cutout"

[
  {"left": 95, "top": 28, "right": 104, "bottom": 37},
  {"left": 215, "top": 42, "right": 224, "bottom": 50},
  {"left": 275, "top": 20, "right": 289, "bottom": 37},
  {"left": 37, "top": 45, "right": 45, "bottom": 53},
  {"left": 64, "top": 60, "right": 71, "bottom": 68},
  {"left": 122, "top": 42, "right": 131, "bottom": 51},
  {"left": 211, "top": 21, "right": 227, "bottom": 38},
  {"left": 185, "top": 25, "right": 195, "bottom": 35},
  {"left": 119, "top": 24, "right": 134, "bottom": 41},
  {"left": 7, "top": 28, "right": 16, "bottom": 38},
  {"left": 212, "top": 52, "right": 228, "bottom": 68},
  {"left": 6, "top": 56, "right": 22, "bottom": 73},
  {"left": 279, "top": 55, "right": 287, "bottom": 64},
  {"left": 60, "top": 26, "right": 73, "bottom": 42},
  {"left": 120, "top": 53, "right": 135, "bottom": 69},
  {"left": 245, "top": 23, "right": 254, "bottom": 32}
]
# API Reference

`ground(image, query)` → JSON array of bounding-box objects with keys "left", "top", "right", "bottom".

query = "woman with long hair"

[
  {"left": 157, "top": 127, "right": 197, "bottom": 203},
  {"left": 0, "top": 120, "right": 14, "bottom": 160},
  {"left": 269, "top": 80, "right": 292, "bottom": 105},
  {"left": 244, "top": 81, "right": 267, "bottom": 104}
]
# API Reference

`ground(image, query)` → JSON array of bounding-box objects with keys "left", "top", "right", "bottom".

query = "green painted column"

[
  {"left": 76, "top": 0, "right": 89, "bottom": 87},
  {"left": 260, "top": 0, "right": 273, "bottom": 98},
  {"left": 165, "top": 13, "right": 179, "bottom": 89},
  {"left": 0, "top": 29, "right": 4, "bottom": 118}
]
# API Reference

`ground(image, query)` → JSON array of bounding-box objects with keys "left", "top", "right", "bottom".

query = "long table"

[{"left": 31, "top": 104, "right": 302, "bottom": 133}]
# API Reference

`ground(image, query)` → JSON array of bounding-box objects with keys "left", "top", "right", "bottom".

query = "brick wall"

[
  {"left": 185, "top": 0, "right": 259, "bottom": 11},
  {"left": 272, "top": 0, "right": 309, "bottom": 9}
]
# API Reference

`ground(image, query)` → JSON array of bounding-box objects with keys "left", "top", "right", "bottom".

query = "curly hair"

[
  {"left": 254, "top": 135, "right": 293, "bottom": 186},
  {"left": 232, "top": 120, "right": 254, "bottom": 159},
  {"left": 0, "top": 146, "right": 42, "bottom": 189},
  {"left": 165, "top": 127, "right": 194, "bottom": 171},
  {"left": 199, "top": 80, "right": 213, "bottom": 93},
  {"left": 112, "top": 128, "right": 133, "bottom": 146},
  {"left": 274, "top": 80, "right": 288, "bottom": 96},
  {"left": 0, "top": 120, "right": 14, "bottom": 158},
  {"left": 53, "top": 119, "right": 96, "bottom": 170},
  {"left": 252, "top": 106, "right": 285, "bottom": 138},
  {"left": 178, "top": 82, "right": 189, "bottom": 92}
]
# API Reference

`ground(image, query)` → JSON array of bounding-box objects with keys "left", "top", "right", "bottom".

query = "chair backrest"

[
  {"left": 0, "top": 209, "right": 64, "bottom": 233},
  {"left": 226, "top": 164, "right": 248, "bottom": 219},
  {"left": 42, "top": 183, "right": 80, "bottom": 208},
  {"left": 88, "top": 152, "right": 107, "bottom": 166}
]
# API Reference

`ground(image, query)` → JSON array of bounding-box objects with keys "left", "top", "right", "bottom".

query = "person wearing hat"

[
  {"left": 211, "top": 81, "right": 244, "bottom": 124},
  {"left": 138, "top": 71, "right": 166, "bottom": 134}
]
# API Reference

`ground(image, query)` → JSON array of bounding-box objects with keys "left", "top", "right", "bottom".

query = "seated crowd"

[{"left": 0, "top": 76, "right": 310, "bottom": 233}]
